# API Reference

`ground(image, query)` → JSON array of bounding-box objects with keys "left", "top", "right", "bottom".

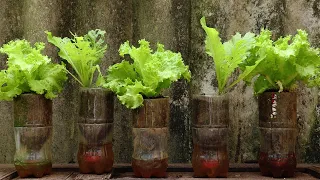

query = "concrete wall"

[{"left": 0, "top": 0, "right": 319, "bottom": 163}]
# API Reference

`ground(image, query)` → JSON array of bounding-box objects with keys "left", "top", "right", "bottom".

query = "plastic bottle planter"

[
  {"left": 13, "top": 94, "right": 52, "bottom": 178},
  {"left": 191, "top": 95, "right": 229, "bottom": 178},
  {"left": 78, "top": 88, "right": 114, "bottom": 174},
  {"left": 132, "top": 98, "right": 169, "bottom": 178},
  {"left": 258, "top": 92, "right": 297, "bottom": 178}
]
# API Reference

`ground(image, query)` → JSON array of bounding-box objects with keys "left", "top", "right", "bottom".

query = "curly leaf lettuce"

[
  {"left": 0, "top": 40, "right": 67, "bottom": 100},
  {"left": 46, "top": 29, "right": 107, "bottom": 87},
  {"left": 239, "top": 29, "right": 320, "bottom": 94},
  {"left": 105, "top": 39, "right": 191, "bottom": 109},
  {"left": 200, "top": 17, "right": 255, "bottom": 94}
]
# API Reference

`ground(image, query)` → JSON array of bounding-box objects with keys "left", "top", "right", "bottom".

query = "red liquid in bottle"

[
  {"left": 78, "top": 143, "right": 114, "bottom": 174},
  {"left": 15, "top": 162, "right": 52, "bottom": 178},
  {"left": 132, "top": 158, "right": 168, "bottom": 178},
  {"left": 192, "top": 144, "right": 228, "bottom": 178},
  {"left": 259, "top": 152, "right": 296, "bottom": 178}
]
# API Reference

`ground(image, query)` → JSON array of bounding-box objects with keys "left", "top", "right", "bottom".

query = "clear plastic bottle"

[
  {"left": 191, "top": 95, "right": 229, "bottom": 178},
  {"left": 13, "top": 94, "right": 52, "bottom": 178},
  {"left": 259, "top": 128, "right": 297, "bottom": 177},
  {"left": 77, "top": 142, "right": 114, "bottom": 174},
  {"left": 14, "top": 127, "right": 52, "bottom": 178},
  {"left": 78, "top": 88, "right": 114, "bottom": 174},
  {"left": 258, "top": 92, "right": 297, "bottom": 178},
  {"left": 132, "top": 98, "right": 169, "bottom": 178},
  {"left": 192, "top": 128, "right": 229, "bottom": 177}
]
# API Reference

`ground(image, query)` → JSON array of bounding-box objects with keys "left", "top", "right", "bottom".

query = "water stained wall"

[{"left": 0, "top": 0, "right": 319, "bottom": 163}]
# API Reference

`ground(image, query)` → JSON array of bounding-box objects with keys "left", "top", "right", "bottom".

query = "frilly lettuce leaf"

[
  {"left": 200, "top": 17, "right": 255, "bottom": 94},
  {"left": 0, "top": 70, "right": 23, "bottom": 100},
  {"left": 28, "top": 63, "right": 68, "bottom": 99},
  {"left": 105, "top": 39, "right": 191, "bottom": 109},
  {"left": 239, "top": 29, "right": 320, "bottom": 94},
  {"left": 0, "top": 39, "right": 67, "bottom": 100},
  {"left": 46, "top": 29, "right": 107, "bottom": 87}
]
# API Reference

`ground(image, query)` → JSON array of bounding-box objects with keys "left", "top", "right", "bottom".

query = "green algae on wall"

[
  {"left": 305, "top": 108, "right": 320, "bottom": 163},
  {"left": 0, "top": 0, "right": 319, "bottom": 164}
]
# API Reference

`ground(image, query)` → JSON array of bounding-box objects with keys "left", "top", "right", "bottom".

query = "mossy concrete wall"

[{"left": 0, "top": 0, "right": 319, "bottom": 163}]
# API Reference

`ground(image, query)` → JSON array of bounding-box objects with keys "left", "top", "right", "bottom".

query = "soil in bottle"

[
  {"left": 132, "top": 158, "right": 168, "bottom": 178},
  {"left": 192, "top": 144, "right": 228, "bottom": 178},
  {"left": 78, "top": 143, "right": 114, "bottom": 174},
  {"left": 259, "top": 152, "right": 296, "bottom": 178},
  {"left": 15, "top": 162, "right": 52, "bottom": 178}
]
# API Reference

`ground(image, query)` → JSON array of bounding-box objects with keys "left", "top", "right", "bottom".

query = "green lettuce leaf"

[
  {"left": 0, "top": 39, "right": 67, "bottom": 100},
  {"left": 0, "top": 70, "right": 23, "bottom": 100},
  {"left": 105, "top": 39, "right": 191, "bottom": 109},
  {"left": 117, "top": 80, "right": 155, "bottom": 109},
  {"left": 240, "top": 29, "right": 320, "bottom": 94},
  {"left": 200, "top": 17, "right": 255, "bottom": 94},
  {"left": 28, "top": 63, "right": 68, "bottom": 99},
  {"left": 46, "top": 29, "right": 107, "bottom": 87}
]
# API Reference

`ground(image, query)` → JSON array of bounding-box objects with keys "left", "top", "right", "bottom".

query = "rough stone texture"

[
  {"left": 133, "top": 0, "right": 174, "bottom": 49},
  {"left": 0, "top": 0, "right": 23, "bottom": 163},
  {"left": 170, "top": 0, "right": 192, "bottom": 163},
  {"left": 0, "top": 0, "right": 319, "bottom": 164},
  {"left": 305, "top": 92, "right": 320, "bottom": 163}
]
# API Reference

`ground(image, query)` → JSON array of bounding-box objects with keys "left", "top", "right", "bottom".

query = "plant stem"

[
  {"left": 276, "top": 81, "right": 283, "bottom": 92},
  {"left": 65, "top": 69, "right": 84, "bottom": 87},
  {"left": 265, "top": 75, "right": 277, "bottom": 87}
]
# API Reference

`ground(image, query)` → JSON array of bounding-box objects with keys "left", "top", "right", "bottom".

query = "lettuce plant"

[
  {"left": 46, "top": 29, "right": 107, "bottom": 88},
  {"left": 105, "top": 39, "right": 191, "bottom": 109},
  {"left": 0, "top": 40, "right": 67, "bottom": 100},
  {"left": 200, "top": 17, "right": 255, "bottom": 94},
  {"left": 236, "top": 29, "right": 320, "bottom": 94}
]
